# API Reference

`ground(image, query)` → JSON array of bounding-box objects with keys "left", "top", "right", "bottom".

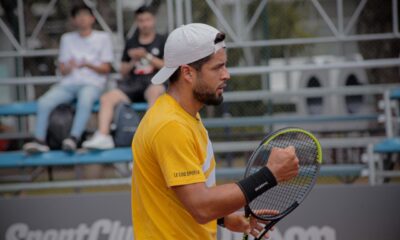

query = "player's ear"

[{"left": 181, "top": 65, "right": 194, "bottom": 84}]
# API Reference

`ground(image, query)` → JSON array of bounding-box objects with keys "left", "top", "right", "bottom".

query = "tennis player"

[{"left": 131, "top": 23, "right": 299, "bottom": 239}]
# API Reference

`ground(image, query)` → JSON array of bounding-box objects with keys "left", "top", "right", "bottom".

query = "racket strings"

[{"left": 247, "top": 132, "right": 320, "bottom": 219}]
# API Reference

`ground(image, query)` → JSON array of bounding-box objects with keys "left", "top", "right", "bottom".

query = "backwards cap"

[{"left": 151, "top": 23, "right": 225, "bottom": 84}]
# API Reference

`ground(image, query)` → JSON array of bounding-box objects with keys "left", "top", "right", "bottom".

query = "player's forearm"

[{"left": 173, "top": 182, "right": 246, "bottom": 224}]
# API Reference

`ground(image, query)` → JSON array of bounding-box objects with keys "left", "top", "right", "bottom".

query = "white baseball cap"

[{"left": 151, "top": 23, "right": 226, "bottom": 84}]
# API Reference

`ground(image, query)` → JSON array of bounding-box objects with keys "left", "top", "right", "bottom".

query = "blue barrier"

[
  {"left": 0, "top": 147, "right": 132, "bottom": 168},
  {"left": 216, "top": 164, "right": 366, "bottom": 179},
  {"left": 0, "top": 165, "right": 368, "bottom": 192},
  {"left": 0, "top": 140, "right": 366, "bottom": 177},
  {"left": 0, "top": 146, "right": 365, "bottom": 178},
  {"left": 0, "top": 102, "right": 37, "bottom": 116},
  {"left": 390, "top": 88, "right": 400, "bottom": 99},
  {"left": 0, "top": 101, "right": 148, "bottom": 116},
  {"left": 92, "top": 102, "right": 147, "bottom": 112},
  {"left": 374, "top": 138, "right": 400, "bottom": 153}
]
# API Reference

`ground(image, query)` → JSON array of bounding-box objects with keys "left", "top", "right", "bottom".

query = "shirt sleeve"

[
  {"left": 58, "top": 34, "right": 70, "bottom": 63},
  {"left": 153, "top": 121, "right": 205, "bottom": 187},
  {"left": 100, "top": 33, "right": 114, "bottom": 63}
]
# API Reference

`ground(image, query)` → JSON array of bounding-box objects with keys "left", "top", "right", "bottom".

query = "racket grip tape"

[
  {"left": 242, "top": 216, "right": 250, "bottom": 240},
  {"left": 236, "top": 167, "right": 277, "bottom": 203}
]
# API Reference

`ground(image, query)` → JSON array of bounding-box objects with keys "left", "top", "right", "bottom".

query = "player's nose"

[{"left": 222, "top": 66, "right": 230, "bottom": 81}]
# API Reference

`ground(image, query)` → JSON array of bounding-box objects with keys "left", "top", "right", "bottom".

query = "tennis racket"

[{"left": 242, "top": 127, "right": 322, "bottom": 240}]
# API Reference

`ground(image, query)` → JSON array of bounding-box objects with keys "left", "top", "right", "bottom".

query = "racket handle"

[
  {"left": 255, "top": 221, "right": 275, "bottom": 240},
  {"left": 242, "top": 210, "right": 250, "bottom": 240}
]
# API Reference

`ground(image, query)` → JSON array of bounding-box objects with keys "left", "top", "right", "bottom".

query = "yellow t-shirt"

[{"left": 131, "top": 94, "right": 217, "bottom": 239}]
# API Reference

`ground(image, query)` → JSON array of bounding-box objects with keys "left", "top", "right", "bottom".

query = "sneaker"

[
  {"left": 23, "top": 139, "right": 50, "bottom": 154},
  {"left": 62, "top": 137, "right": 78, "bottom": 152},
  {"left": 82, "top": 132, "right": 115, "bottom": 150}
]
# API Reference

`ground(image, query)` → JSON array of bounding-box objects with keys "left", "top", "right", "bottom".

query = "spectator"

[
  {"left": 82, "top": 6, "right": 165, "bottom": 150},
  {"left": 23, "top": 4, "right": 113, "bottom": 153}
]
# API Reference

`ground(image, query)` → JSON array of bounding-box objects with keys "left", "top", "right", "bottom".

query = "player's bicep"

[
  {"left": 153, "top": 122, "right": 205, "bottom": 187},
  {"left": 172, "top": 182, "right": 210, "bottom": 223},
  {"left": 172, "top": 181, "right": 247, "bottom": 224}
]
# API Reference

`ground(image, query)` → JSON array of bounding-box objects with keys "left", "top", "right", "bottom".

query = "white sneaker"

[
  {"left": 62, "top": 137, "right": 78, "bottom": 152},
  {"left": 23, "top": 140, "right": 50, "bottom": 154},
  {"left": 82, "top": 132, "right": 115, "bottom": 150}
]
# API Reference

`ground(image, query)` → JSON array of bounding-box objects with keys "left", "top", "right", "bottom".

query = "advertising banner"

[{"left": 1, "top": 185, "right": 399, "bottom": 240}]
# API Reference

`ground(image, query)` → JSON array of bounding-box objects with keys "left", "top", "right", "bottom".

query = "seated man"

[
  {"left": 23, "top": 4, "right": 113, "bottom": 153},
  {"left": 82, "top": 6, "right": 165, "bottom": 150}
]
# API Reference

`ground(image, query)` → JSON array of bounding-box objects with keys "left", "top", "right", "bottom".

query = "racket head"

[{"left": 244, "top": 127, "right": 322, "bottom": 221}]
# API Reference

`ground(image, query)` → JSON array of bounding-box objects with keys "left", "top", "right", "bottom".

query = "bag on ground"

[
  {"left": 111, "top": 102, "right": 141, "bottom": 147},
  {"left": 46, "top": 104, "right": 75, "bottom": 150}
]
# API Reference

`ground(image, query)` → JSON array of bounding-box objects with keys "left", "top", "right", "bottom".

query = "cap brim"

[{"left": 151, "top": 66, "right": 178, "bottom": 85}]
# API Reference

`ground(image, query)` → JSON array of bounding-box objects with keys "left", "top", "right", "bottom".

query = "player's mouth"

[{"left": 217, "top": 84, "right": 227, "bottom": 94}]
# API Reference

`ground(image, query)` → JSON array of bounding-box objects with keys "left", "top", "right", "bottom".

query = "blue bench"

[
  {"left": 0, "top": 101, "right": 148, "bottom": 116},
  {"left": 368, "top": 137, "right": 400, "bottom": 185},
  {"left": 373, "top": 138, "right": 400, "bottom": 153},
  {"left": 376, "top": 87, "right": 400, "bottom": 152},
  {"left": 0, "top": 146, "right": 364, "bottom": 178},
  {"left": 0, "top": 164, "right": 366, "bottom": 192},
  {"left": 216, "top": 164, "right": 366, "bottom": 179},
  {"left": 390, "top": 88, "right": 400, "bottom": 99},
  {"left": 0, "top": 147, "right": 132, "bottom": 168}
]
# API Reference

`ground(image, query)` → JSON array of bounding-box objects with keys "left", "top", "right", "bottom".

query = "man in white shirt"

[
  {"left": 82, "top": 6, "right": 165, "bottom": 150},
  {"left": 23, "top": 4, "right": 113, "bottom": 153}
]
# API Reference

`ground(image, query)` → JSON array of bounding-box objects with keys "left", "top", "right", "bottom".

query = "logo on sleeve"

[{"left": 173, "top": 170, "right": 200, "bottom": 178}]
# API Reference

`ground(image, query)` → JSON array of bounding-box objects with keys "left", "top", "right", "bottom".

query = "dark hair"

[
  {"left": 169, "top": 32, "right": 226, "bottom": 84},
  {"left": 71, "top": 4, "right": 93, "bottom": 17},
  {"left": 135, "top": 5, "right": 156, "bottom": 16}
]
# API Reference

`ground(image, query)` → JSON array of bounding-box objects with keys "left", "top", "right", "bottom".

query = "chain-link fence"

[{"left": 187, "top": 0, "right": 400, "bottom": 184}]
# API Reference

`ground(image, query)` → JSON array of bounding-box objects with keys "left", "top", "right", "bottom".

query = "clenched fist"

[{"left": 266, "top": 146, "right": 299, "bottom": 183}]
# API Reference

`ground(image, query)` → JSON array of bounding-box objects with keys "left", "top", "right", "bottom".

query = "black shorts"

[{"left": 117, "top": 75, "right": 152, "bottom": 102}]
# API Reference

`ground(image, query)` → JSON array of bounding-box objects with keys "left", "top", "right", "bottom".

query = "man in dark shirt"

[{"left": 82, "top": 5, "right": 165, "bottom": 149}]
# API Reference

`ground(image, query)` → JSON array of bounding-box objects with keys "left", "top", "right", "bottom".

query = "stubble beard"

[{"left": 193, "top": 85, "right": 223, "bottom": 106}]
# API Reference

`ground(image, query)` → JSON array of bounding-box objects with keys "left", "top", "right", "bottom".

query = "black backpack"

[
  {"left": 111, "top": 102, "right": 141, "bottom": 147},
  {"left": 46, "top": 104, "right": 75, "bottom": 150}
]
